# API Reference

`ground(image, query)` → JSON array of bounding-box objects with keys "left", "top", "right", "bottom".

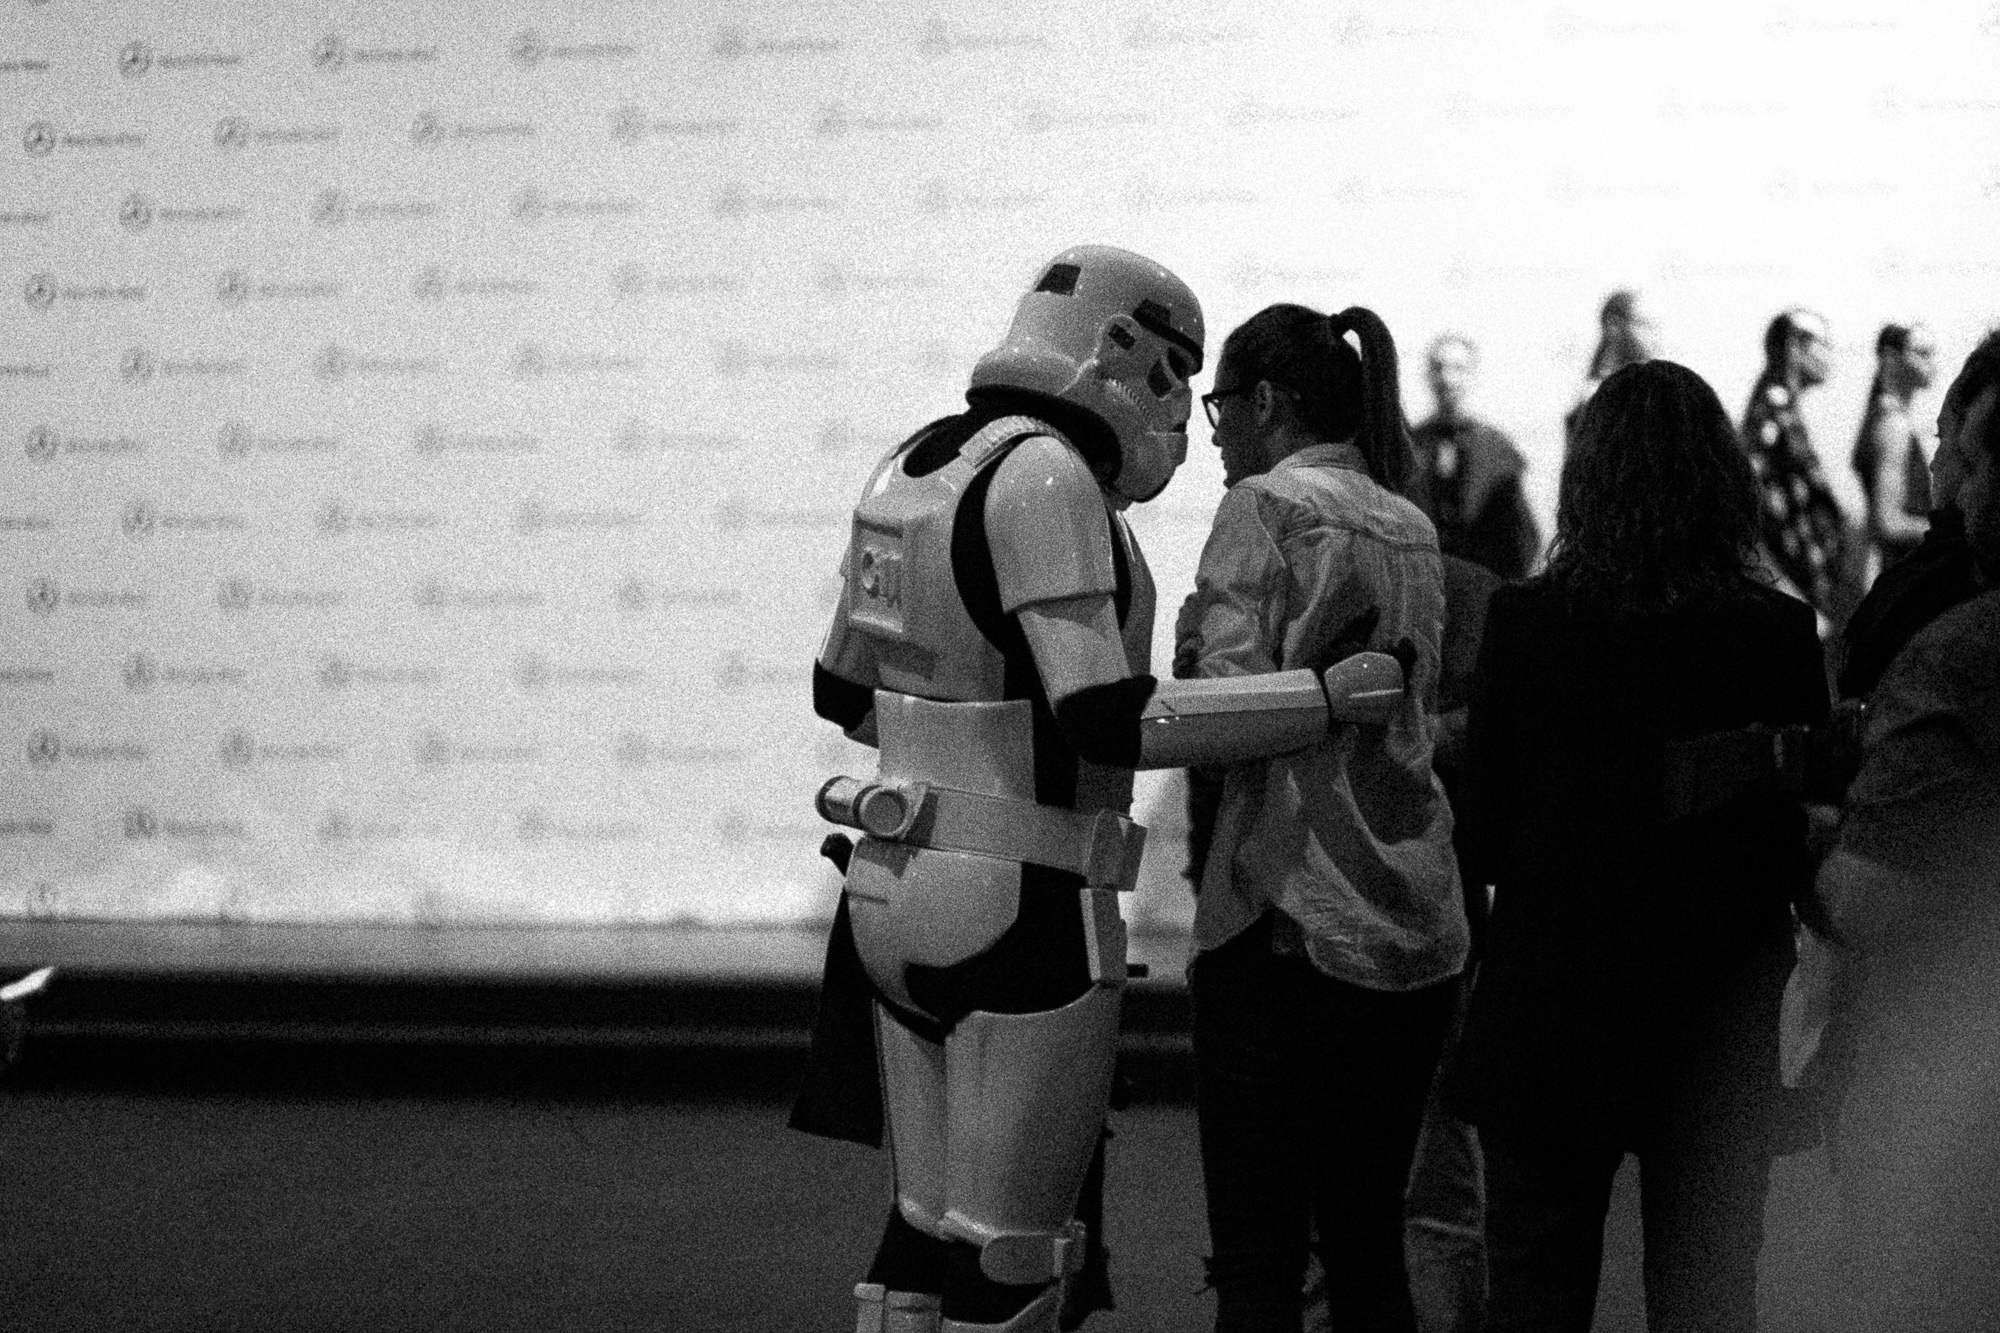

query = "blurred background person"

[
  {"left": 1741, "top": 308, "right": 1864, "bottom": 634},
  {"left": 1813, "top": 334, "right": 2000, "bottom": 1333},
  {"left": 1837, "top": 330, "right": 2000, "bottom": 703},
  {"left": 1850, "top": 323, "right": 1938, "bottom": 575},
  {"left": 1410, "top": 334, "right": 1543, "bottom": 580},
  {"left": 1448, "top": 360, "right": 1828, "bottom": 1333},
  {"left": 1563, "top": 289, "right": 1656, "bottom": 452}
]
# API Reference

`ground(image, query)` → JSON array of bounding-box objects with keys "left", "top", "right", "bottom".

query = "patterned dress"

[{"left": 1741, "top": 378, "right": 1853, "bottom": 619}]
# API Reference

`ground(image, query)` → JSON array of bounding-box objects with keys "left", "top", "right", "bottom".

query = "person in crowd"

[
  {"left": 1563, "top": 289, "right": 1655, "bottom": 451},
  {"left": 1836, "top": 331, "right": 2000, "bottom": 703},
  {"left": 1175, "top": 302, "right": 1468, "bottom": 1333},
  {"left": 1812, "top": 336, "right": 2000, "bottom": 1332},
  {"left": 1850, "top": 323, "right": 1938, "bottom": 574},
  {"left": 1409, "top": 335, "right": 1542, "bottom": 580},
  {"left": 1446, "top": 359, "right": 1828, "bottom": 1333},
  {"left": 1741, "top": 308, "right": 1862, "bottom": 631}
]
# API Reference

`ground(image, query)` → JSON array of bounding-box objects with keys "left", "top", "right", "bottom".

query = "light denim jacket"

[{"left": 1175, "top": 442, "right": 1469, "bottom": 991}]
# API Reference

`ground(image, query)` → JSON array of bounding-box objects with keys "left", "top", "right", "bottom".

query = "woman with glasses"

[
  {"left": 1177, "top": 303, "right": 1468, "bottom": 1333},
  {"left": 1445, "top": 359, "right": 1828, "bottom": 1333}
]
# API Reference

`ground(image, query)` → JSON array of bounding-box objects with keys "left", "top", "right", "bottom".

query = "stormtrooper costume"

[{"left": 812, "top": 246, "right": 1410, "bottom": 1333}]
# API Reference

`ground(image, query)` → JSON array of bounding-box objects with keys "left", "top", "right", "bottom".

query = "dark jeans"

[
  {"left": 1193, "top": 915, "right": 1458, "bottom": 1333},
  {"left": 1481, "top": 1127, "right": 1771, "bottom": 1333}
]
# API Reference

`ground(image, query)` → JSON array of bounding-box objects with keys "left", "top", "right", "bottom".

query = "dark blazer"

[{"left": 1446, "top": 577, "right": 1828, "bottom": 1145}]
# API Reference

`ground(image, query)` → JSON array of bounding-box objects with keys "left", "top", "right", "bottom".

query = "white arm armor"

[
  {"left": 1018, "top": 595, "right": 1407, "bottom": 770},
  {"left": 1135, "top": 652, "right": 1405, "bottom": 768}
]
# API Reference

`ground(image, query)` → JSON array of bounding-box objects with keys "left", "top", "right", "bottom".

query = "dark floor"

[
  {"left": 0, "top": 923, "right": 1846, "bottom": 1331},
  {"left": 0, "top": 1042, "right": 1845, "bottom": 1333}
]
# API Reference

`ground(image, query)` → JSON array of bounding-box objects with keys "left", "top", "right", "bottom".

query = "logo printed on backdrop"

[
  {"left": 710, "top": 25, "right": 843, "bottom": 59},
  {"left": 919, "top": 179, "right": 1046, "bottom": 214},
  {"left": 317, "top": 810, "right": 411, "bottom": 844},
  {"left": 409, "top": 111, "right": 537, "bottom": 145},
  {"left": 1124, "top": 14, "right": 1248, "bottom": 47},
  {"left": 1763, "top": 6, "right": 1898, "bottom": 38},
  {"left": 27, "top": 732, "right": 149, "bottom": 765},
  {"left": 0, "top": 55, "right": 53, "bottom": 75},
  {"left": 917, "top": 19, "right": 1049, "bottom": 56},
  {"left": 0, "top": 208, "right": 53, "bottom": 227},
  {"left": 411, "top": 267, "right": 541, "bottom": 301},
  {"left": 816, "top": 265, "right": 937, "bottom": 296},
  {"left": 19, "top": 121, "right": 145, "bottom": 153},
  {"left": 25, "top": 274, "right": 148, "bottom": 307},
  {"left": 412, "top": 424, "right": 538, "bottom": 455},
  {"left": 1124, "top": 175, "right": 1257, "bottom": 211},
  {"left": 510, "top": 188, "right": 641, "bottom": 224},
  {"left": 614, "top": 421, "right": 742, "bottom": 454},
  {"left": 414, "top": 729, "right": 541, "bottom": 767},
  {"left": 1013, "top": 104, "right": 1149, "bottom": 135},
  {"left": 122, "top": 651, "right": 246, "bottom": 691},
  {"left": 216, "top": 117, "right": 341, "bottom": 151},
  {"left": 610, "top": 105, "right": 738, "bottom": 143},
  {"left": 1228, "top": 95, "right": 1359, "bottom": 126},
  {"left": 1547, "top": 9, "right": 1682, "bottom": 38},
  {"left": 220, "top": 731, "right": 347, "bottom": 766},
  {"left": 23, "top": 428, "right": 56, "bottom": 460},
  {"left": 315, "top": 345, "right": 444, "bottom": 381},
  {"left": 315, "top": 500, "right": 445, "bottom": 535},
  {"left": 509, "top": 29, "right": 638, "bottom": 66},
  {"left": 510, "top": 343, "right": 644, "bottom": 379},
  {"left": 118, "top": 348, "right": 248, "bottom": 384},
  {"left": 712, "top": 182, "right": 840, "bottom": 217},
  {"left": 514, "top": 500, "right": 645, "bottom": 534},
  {"left": 217, "top": 422, "right": 341, "bottom": 458},
  {"left": 26, "top": 579, "right": 147, "bottom": 614},
  {"left": 610, "top": 263, "right": 745, "bottom": 298},
  {"left": 615, "top": 577, "right": 742, "bottom": 613},
  {"left": 713, "top": 342, "right": 845, "bottom": 378},
  {"left": 122, "top": 807, "right": 245, "bottom": 841},
  {"left": 0, "top": 666, "right": 56, "bottom": 686},
  {"left": 0, "top": 821, "right": 55, "bottom": 840},
  {"left": 517, "top": 810, "right": 653, "bottom": 845},
  {"left": 513, "top": 652, "right": 646, "bottom": 692},
  {"left": 116, "top": 193, "right": 245, "bottom": 229},
  {"left": 120, "top": 39, "right": 242, "bottom": 75},
  {"left": 317, "top": 656, "right": 440, "bottom": 690},
  {"left": 215, "top": 579, "right": 345, "bottom": 611},
  {"left": 0, "top": 511, "right": 53, "bottom": 533},
  {"left": 815, "top": 103, "right": 945, "bottom": 137},
  {"left": 614, "top": 732, "right": 744, "bottom": 767},
  {"left": 313, "top": 189, "right": 437, "bottom": 226},
  {"left": 312, "top": 34, "right": 439, "bottom": 70},
  {"left": 413, "top": 578, "right": 545, "bottom": 609}
]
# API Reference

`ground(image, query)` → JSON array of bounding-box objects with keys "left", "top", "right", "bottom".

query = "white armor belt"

[{"left": 818, "top": 776, "right": 1146, "bottom": 892}]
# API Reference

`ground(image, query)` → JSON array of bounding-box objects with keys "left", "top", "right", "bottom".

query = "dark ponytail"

[
  {"left": 1333, "top": 305, "right": 1414, "bottom": 496},
  {"left": 1216, "top": 302, "right": 1412, "bottom": 493}
]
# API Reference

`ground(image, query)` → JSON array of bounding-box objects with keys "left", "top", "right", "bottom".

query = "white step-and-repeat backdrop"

[{"left": 3, "top": 0, "right": 1996, "bottom": 931}]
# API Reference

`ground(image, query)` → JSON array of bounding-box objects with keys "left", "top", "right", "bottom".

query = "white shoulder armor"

[{"left": 985, "top": 435, "right": 1118, "bottom": 616}]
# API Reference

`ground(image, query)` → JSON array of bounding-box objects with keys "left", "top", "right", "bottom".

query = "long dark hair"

[
  {"left": 1542, "top": 359, "right": 1759, "bottom": 617},
  {"left": 1219, "top": 302, "right": 1413, "bottom": 493},
  {"left": 1851, "top": 323, "right": 1911, "bottom": 494}
]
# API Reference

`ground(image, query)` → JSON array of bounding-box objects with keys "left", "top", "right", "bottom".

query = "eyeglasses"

[{"left": 1201, "top": 385, "right": 1253, "bottom": 427}]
